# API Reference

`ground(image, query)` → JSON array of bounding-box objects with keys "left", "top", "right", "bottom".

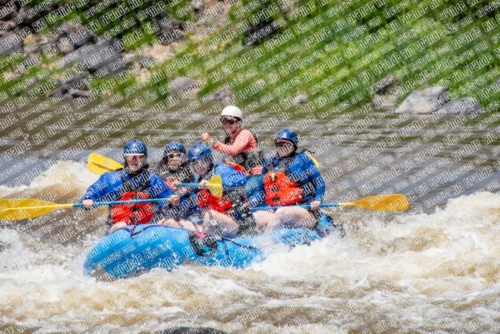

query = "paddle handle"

[
  {"left": 251, "top": 203, "right": 340, "bottom": 211},
  {"left": 81, "top": 198, "right": 171, "bottom": 208},
  {"left": 177, "top": 183, "right": 242, "bottom": 190},
  {"left": 177, "top": 183, "right": 200, "bottom": 188}
]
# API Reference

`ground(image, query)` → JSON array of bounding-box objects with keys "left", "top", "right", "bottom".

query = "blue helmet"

[
  {"left": 275, "top": 129, "right": 299, "bottom": 147},
  {"left": 188, "top": 142, "right": 212, "bottom": 161},
  {"left": 124, "top": 139, "right": 147, "bottom": 155},
  {"left": 164, "top": 141, "right": 186, "bottom": 155}
]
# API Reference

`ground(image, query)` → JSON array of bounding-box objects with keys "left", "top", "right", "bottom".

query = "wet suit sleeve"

[
  {"left": 247, "top": 160, "right": 270, "bottom": 207},
  {"left": 303, "top": 155, "right": 325, "bottom": 203},
  {"left": 81, "top": 172, "right": 122, "bottom": 203},
  {"left": 148, "top": 174, "right": 174, "bottom": 210},
  {"left": 213, "top": 129, "right": 254, "bottom": 156}
]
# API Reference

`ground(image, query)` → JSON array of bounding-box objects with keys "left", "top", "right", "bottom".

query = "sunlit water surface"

[{"left": 0, "top": 102, "right": 499, "bottom": 333}]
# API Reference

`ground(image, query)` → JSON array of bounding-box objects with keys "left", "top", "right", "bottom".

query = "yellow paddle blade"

[
  {"left": 0, "top": 199, "right": 73, "bottom": 221},
  {"left": 206, "top": 175, "right": 223, "bottom": 198},
  {"left": 341, "top": 194, "right": 409, "bottom": 211},
  {"left": 88, "top": 152, "right": 123, "bottom": 175}
]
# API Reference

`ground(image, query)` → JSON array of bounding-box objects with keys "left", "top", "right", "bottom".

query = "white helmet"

[{"left": 221, "top": 105, "right": 243, "bottom": 120}]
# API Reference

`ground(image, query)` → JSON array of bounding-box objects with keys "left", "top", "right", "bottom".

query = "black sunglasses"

[
  {"left": 168, "top": 153, "right": 184, "bottom": 158},
  {"left": 219, "top": 117, "right": 238, "bottom": 125},
  {"left": 276, "top": 142, "right": 292, "bottom": 147}
]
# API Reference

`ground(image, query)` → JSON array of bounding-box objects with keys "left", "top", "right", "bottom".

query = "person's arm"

[
  {"left": 81, "top": 172, "right": 120, "bottom": 207},
  {"left": 248, "top": 165, "right": 267, "bottom": 207},
  {"left": 213, "top": 129, "right": 254, "bottom": 156},
  {"left": 304, "top": 156, "right": 325, "bottom": 203},
  {"left": 149, "top": 174, "right": 174, "bottom": 210}
]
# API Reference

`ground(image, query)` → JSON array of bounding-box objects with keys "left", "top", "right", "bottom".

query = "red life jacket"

[
  {"left": 195, "top": 165, "right": 246, "bottom": 215},
  {"left": 110, "top": 191, "right": 154, "bottom": 225},
  {"left": 196, "top": 189, "right": 234, "bottom": 214},
  {"left": 263, "top": 156, "right": 303, "bottom": 206},
  {"left": 263, "top": 171, "right": 303, "bottom": 206},
  {"left": 109, "top": 170, "right": 154, "bottom": 226}
]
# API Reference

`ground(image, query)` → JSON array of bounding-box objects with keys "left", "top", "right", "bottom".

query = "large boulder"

[
  {"left": 70, "top": 89, "right": 92, "bottom": 98},
  {"left": 63, "top": 71, "right": 91, "bottom": 93},
  {"left": 395, "top": 86, "right": 450, "bottom": 114},
  {"left": 48, "top": 72, "right": 91, "bottom": 97},
  {"left": 60, "top": 23, "right": 95, "bottom": 49},
  {"left": 168, "top": 77, "right": 202, "bottom": 96},
  {"left": 372, "top": 94, "right": 397, "bottom": 110},
  {"left": 434, "top": 97, "right": 484, "bottom": 115},
  {"left": 70, "top": 39, "right": 124, "bottom": 74}
]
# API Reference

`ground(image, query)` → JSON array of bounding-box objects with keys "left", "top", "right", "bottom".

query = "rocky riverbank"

[{"left": 0, "top": 0, "right": 498, "bottom": 113}]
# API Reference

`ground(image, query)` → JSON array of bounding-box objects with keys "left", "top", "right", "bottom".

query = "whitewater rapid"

[{"left": 0, "top": 161, "right": 498, "bottom": 333}]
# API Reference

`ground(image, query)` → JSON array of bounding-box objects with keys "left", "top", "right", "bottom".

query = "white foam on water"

[
  {"left": 255, "top": 191, "right": 499, "bottom": 278},
  {"left": 0, "top": 191, "right": 498, "bottom": 333},
  {"left": 0, "top": 160, "right": 97, "bottom": 197}
]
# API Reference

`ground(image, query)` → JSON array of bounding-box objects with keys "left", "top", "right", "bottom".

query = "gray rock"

[
  {"left": 139, "top": 56, "right": 156, "bottom": 69},
  {"left": 0, "top": 20, "right": 16, "bottom": 35},
  {"left": 0, "top": 32, "right": 22, "bottom": 56},
  {"left": 373, "top": 75, "right": 396, "bottom": 94},
  {"left": 22, "top": 55, "right": 42, "bottom": 69},
  {"left": 213, "top": 86, "right": 233, "bottom": 102},
  {"left": 48, "top": 72, "right": 91, "bottom": 97},
  {"left": 434, "top": 97, "right": 484, "bottom": 115},
  {"left": 70, "top": 90, "right": 92, "bottom": 98},
  {"left": 155, "top": 17, "right": 185, "bottom": 44},
  {"left": 62, "top": 71, "right": 91, "bottom": 93},
  {"left": 168, "top": 77, "right": 201, "bottom": 95},
  {"left": 372, "top": 94, "right": 397, "bottom": 110},
  {"left": 157, "top": 16, "right": 184, "bottom": 36},
  {"left": 26, "top": 76, "right": 38, "bottom": 89},
  {"left": 73, "top": 26, "right": 95, "bottom": 49},
  {"left": 122, "top": 52, "right": 136, "bottom": 65},
  {"left": 192, "top": 0, "right": 204, "bottom": 11},
  {"left": 47, "top": 87, "right": 65, "bottom": 97},
  {"left": 59, "top": 24, "right": 95, "bottom": 49},
  {"left": 292, "top": 93, "right": 308, "bottom": 105},
  {"left": 57, "top": 39, "right": 75, "bottom": 54},
  {"left": 395, "top": 86, "right": 450, "bottom": 114},
  {"left": 68, "top": 39, "right": 124, "bottom": 74}
]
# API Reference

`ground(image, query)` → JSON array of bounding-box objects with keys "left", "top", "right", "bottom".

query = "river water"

[{"left": 0, "top": 101, "right": 499, "bottom": 333}]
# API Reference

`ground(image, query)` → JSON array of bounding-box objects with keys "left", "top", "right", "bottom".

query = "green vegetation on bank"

[{"left": 0, "top": 0, "right": 499, "bottom": 111}]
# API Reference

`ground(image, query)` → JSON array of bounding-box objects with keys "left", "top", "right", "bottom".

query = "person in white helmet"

[{"left": 201, "top": 105, "right": 263, "bottom": 198}]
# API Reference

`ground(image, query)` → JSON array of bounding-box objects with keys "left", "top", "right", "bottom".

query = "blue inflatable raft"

[{"left": 84, "top": 214, "right": 340, "bottom": 279}]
